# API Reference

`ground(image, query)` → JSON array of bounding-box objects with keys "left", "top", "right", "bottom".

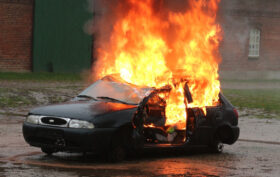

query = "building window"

[{"left": 248, "top": 28, "right": 261, "bottom": 58}]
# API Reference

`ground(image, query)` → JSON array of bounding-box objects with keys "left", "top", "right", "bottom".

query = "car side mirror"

[{"left": 184, "top": 82, "right": 193, "bottom": 103}]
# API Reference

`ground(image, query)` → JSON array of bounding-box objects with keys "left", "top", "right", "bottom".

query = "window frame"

[{"left": 248, "top": 28, "right": 261, "bottom": 58}]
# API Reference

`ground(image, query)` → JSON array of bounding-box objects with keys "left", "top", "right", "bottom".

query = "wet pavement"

[
  {"left": 0, "top": 80, "right": 280, "bottom": 176},
  {"left": 0, "top": 114, "right": 280, "bottom": 177}
]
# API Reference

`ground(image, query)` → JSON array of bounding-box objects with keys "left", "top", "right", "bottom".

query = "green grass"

[
  {"left": 0, "top": 74, "right": 279, "bottom": 118},
  {"left": 221, "top": 79, "right": 280, "bottom": 83},
  {"left": 223, "top": 89, "right": 280, "bottom": 115},
  {"left": 0, "top": 72, "right": 82, "bottom": 82},
  {"left": 0, "top": 88, "right": 36, "bottom": 108},
  {"left": 0, "top": 96, "right": 35, "bottom": 107}
]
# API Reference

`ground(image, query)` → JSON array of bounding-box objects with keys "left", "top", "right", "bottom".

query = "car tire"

[
  {"left": 209, "top": 140, "right": 224, "bottom": 153},
  {"left": 41, "top": 147, "right": 55, "bottom": 155},
  {"left": 107, "top": 144, "right": 126, "bottom": 162},
  {"left": 107, "top": 126, "right": 132, "bottom": 162}
]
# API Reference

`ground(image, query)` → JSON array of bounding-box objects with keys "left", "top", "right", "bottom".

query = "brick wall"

[
  {"left": 219, "top": 0, "right": 280, "bottom": 73},
  {"left": 0, "top": 0, "right": 279, "bottom": 74},
  {"left": 0, "top": 0, "right": 33, "bottom": 72}
]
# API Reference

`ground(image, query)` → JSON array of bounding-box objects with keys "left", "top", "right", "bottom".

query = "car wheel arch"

[
  {"left": 214, "top": 124, "right": 235, "bottom": 145},
  {"left": 110, "top": 123, "right": 134, "bottom": 149},
  {"left": 106, "top": 123, "right": 135, "bottom": 162}
]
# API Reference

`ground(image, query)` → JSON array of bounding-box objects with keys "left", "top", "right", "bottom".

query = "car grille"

[{"left": 39, "top": 116, "right": 70, "bottom": 127}]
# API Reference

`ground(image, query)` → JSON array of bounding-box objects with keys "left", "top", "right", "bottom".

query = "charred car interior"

[
  {"left": 133, "top": 84, "right": 238, "bottom": 148},
  {"left": 23, "top": 75, "right": 239, "bottom": 161}
]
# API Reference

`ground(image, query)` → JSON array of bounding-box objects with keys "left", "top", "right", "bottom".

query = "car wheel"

[
  {"left": 209, "top": 140, "right": 224, "bottom": 153},
  {"left": 107, "top": 127, "right": 132, "bottom": 162},
  {"left": 107, "top": 144, "right": 126, "bottom": 162},
  {"left": 41, "top": 147, "right": 55, "bottom": 155}
]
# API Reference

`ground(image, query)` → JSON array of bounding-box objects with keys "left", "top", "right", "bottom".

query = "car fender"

[
  {"left": 93, "top": 108, "right": 137, "bottom": 128},
  {"left": 214, "top": 122, "right": 239, "bottom": 144}
]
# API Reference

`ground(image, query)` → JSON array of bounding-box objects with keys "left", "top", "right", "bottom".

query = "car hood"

[{"left": 29, "top": 100, "right": 137, "bottom": 122}]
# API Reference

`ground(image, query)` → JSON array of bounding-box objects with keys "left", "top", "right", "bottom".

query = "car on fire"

[{"left": 22, "top": 74, "right": 239, "bottom": 161}]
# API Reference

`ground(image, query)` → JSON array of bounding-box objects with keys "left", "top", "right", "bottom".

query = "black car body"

[{"left": 23, "top": 75, "right": 239, "bottom": 160}]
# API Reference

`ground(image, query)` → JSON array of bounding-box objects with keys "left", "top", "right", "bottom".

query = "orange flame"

[{"left": 93, "top": 0, "right": 222, "bottom": 128}]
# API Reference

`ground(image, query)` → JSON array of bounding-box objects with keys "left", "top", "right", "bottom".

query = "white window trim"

[{"left": 248, "top": 28, "right": 261, "bottom": 58}]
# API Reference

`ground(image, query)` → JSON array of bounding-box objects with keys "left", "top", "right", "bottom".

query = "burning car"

[{"left": 22, "top": 74, "right": 239, "bottom": 161}]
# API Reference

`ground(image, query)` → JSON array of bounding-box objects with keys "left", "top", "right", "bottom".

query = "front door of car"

[{"left": 132, "top": 83, "right": 195, "bottom": 147}]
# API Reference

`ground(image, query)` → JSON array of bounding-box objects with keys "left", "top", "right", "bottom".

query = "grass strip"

[
  {"left": 223, "top": 89, "right": 280, "bottom": 115},
  {"left": 0, "top": 72, "right": 82, "bottom": 82}
]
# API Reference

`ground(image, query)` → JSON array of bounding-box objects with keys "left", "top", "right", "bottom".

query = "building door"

[{"left": 33, "top": 0, "right": 92, "bottom": 73}]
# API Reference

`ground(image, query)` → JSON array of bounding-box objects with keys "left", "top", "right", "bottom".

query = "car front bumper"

[{"left": 22, "top": 122, "right": 118, "bottom": 153}]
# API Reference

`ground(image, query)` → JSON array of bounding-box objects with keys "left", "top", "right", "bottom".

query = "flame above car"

[{"left": 92, "top": 0, "right": 222, "bottom": 128}]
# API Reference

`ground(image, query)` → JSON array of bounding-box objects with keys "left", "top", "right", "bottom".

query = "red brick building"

[
  {"left": 219, "top": 0, "right": 280, "bottom": 79},
  {"left": 0, "top": 0, "right": 279, "bottom": 79},
  {"left": 0, "top": 0, "right": 33, "bottom": 71}
]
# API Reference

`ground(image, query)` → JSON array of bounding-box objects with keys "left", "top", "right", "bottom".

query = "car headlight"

[
  {"left": 69, "top": 119, "right": 94, "bottom": 129},
  {"left": 26, "top": 115, "right": 40, "bottom": 124}
]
